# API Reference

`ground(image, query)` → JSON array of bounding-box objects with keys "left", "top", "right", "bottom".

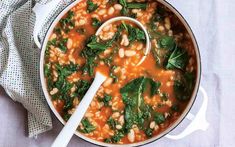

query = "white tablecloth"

[{"left": 0, "top": 0, "right": 235, "bottom": 146}]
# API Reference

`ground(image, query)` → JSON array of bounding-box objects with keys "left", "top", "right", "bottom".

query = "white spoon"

[{"left": 51, "top": 72, "right": 106, "bottom": 147}]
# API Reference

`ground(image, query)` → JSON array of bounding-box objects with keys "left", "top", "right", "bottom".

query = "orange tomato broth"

[{"left": 46, "top": 0, "right": 197, "bottom": 144}]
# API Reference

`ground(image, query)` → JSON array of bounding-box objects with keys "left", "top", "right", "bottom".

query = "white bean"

[
  {"left": 127, "top": 129, "right": 135, "bottom": 142},
  {"left": 103, "top": 78, "right": 113, "bottom": 87},
  {"left": 119, "top": 48, "right": 125, "bottom": 58},
  {"left": 165, "top": 100, "right": 172, "bottom": 107},
  {"left": 158, "top": 25, "right": 165, "bottom": 32},
  {"left": 114, "top": 4, "right": 122, "bottom": 10},
  {"left": 67, "top": 38, "right": 73, "bottom": 49},
  {"left": 50, "top": 88, "right": 58, "bottom": 95},
  {"left": 120, "top": 34, "right": 129, "bottom": 46},
  {"left": 132, "top": 9, "right": 140, "bottom": 13},
  {"left": 150, "top": 121, "right": 156, "bottom": 129},
  {"left": 136, "top": 43, "right": 143, "bottom": 50},
  {"left": 108, "top": 7, "right": 115, "bottom": 15},
  {"left": 116, "top": 125, "right": 122, "bottom": 130},
  {"left": 164, "top": 17, "right": 171, "bottom": 30},
  {"left": 50, "top": 33, "right": 56, "bottom": 40},
  {"left": 112, "top": 112, "right": 120, "bottom": 118},
  {"left": 98, "top": 9, "right": 106, "bottom": 15},
  {"left": 73, "top": 97, "right": 79, "bottom": 106},
  {"left": 125, "top": 50, "right": 136, "bottom": 57},
  {"left": 103, "top": 24, "right": 111, "bottom": 31},
  {"left": 154, "top": 124, "right": 159, "bottom": 131},
  {"left": 118, "top": 115, "right": 124, "bottom": 125}
]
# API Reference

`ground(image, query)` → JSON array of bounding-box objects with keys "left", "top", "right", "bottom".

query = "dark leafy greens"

[
  {"left": 126, "top": 24, "right": 146, "bottom": 43},
  {"left": 79, "top": 118, "right": 96, "bottom": 133},
  {"left": 107, "top": 117, "right": 119, "bottom": 130},
  {"left": 81, "top": 25, "right": 121, "bottom": 75},
  {"left": 119, "top": 0, "right": 147, "bottom": 15},
  {"left": 81, "top": 35, "right": 109, "bottom": 75},
  {"left": 158, "top": 36, "right": 175, "bottom": 51},
  {"left": 120, "top": 77, "right": 165, "bottom": 137},
  {"left": 126, "top": 2, "right": 147, "bottom": 9},
  {"left": 154, "top": 112, "right": 165, "bottom": 124},
  {"left": 165, "top": 47, "right": 189, "bottom": 70},
  {"left": 54, "top": 63, "right": 78, "bottom": 91},
  {"left": 59, "top": 10, "right": 75, "bottom": 33},
  {"left": 174, "top": 72, "right": 195, "bottom": 101},
  {"left": 87, "top": 0, "right": 98, "bottom": 13},
  {"left": 92, "top": 18, "right": 102, "bottom": 27},
  {"left": 72, "top": 80, "right": 91, "bottom": 99},
  {"left": 104, "top": 131, "right": 125, "bottom": 143},
  {"left": 98, "top": 94, "right": 112, "bottom": 106},
  {"left": 47, "top": 38, "right": 68, "bottom": 52}
]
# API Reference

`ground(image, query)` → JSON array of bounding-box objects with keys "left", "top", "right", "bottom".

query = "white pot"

[{"left": 35, "top": 0, "right": 208, "bottom": 146}]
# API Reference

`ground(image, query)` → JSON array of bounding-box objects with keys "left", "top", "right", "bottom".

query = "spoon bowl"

[{"left": 95, "top": 16, "right": 151, "bottom": 66}]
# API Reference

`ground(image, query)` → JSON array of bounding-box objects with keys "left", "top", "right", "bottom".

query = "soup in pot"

[{"left": 44, "top": 0, "right": 197, "bottom": 144}]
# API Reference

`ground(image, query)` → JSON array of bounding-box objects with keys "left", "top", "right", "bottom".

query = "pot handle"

[
  {"left": 165, "top": 86, "right": 209, "bottom": 140},
  {"left": 33, "top": 0, "right": 62, "bottom": 49}
]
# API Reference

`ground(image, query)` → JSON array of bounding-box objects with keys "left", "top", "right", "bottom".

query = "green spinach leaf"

[
  {"left": 98, "top": 94, "right": 112, "bottom": 106},
  {"left": 166, "top": 47, "right": 189, "bottom": 70},
  {"left": 126, "top": 24, "right": 146, "bottom": 43},
  {"left": 107, "top": 117, "right": 119, "bottom": 130},
  {"left": 92, "top": 18, "right": 102, "bottom": 27},
  {"left": 154, "top": 112, "right": 165, "bottom": 124},
  {"left": 79, "top": 118, "right": 96, "bottom": 133},
  {"left": 120, "top": 77, "right": 162, "bottom": 134},
  {"left": 126, "top": 2, "right": 147, "bottom": 9},
  {"left": 73, "top": 80, "right": 91, "bottom": 99},
  {"left": 158, "top": 36, "right": 175, "bottom": 51},
  {"left": 87, "top": 0, "right": 98, "bottom": 13},
  {"left": 59, "top": 10, "right": 75, "bottom": 33},
  {"left": 174, "top": 72, "right": 195, "bottom": 101},
  {"left": 104, "top": 131, "right": 124, "bottom": 143}
]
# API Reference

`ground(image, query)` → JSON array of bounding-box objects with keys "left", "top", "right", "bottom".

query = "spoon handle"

[{"left": 51, "top": 72, "right": 107, "bottom": 147}]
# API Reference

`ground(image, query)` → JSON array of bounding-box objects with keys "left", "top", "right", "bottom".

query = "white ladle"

[
  {"left": 51, "top": 72, "right": 106, "bottom": 147},
  {"left": 52, "top": 17, "right": 150, "bottom": 147}
]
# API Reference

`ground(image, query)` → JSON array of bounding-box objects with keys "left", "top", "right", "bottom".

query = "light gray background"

[{"left": 0, "top": 0, "right": 235, "bottom": 146}]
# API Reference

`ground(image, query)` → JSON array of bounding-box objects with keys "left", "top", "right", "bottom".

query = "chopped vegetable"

[
  {"left": 174, "top": 72, "right": 195, "bottom": 101},
  {"left": 87, "top": 0, "right": 98, "bottom": 13},
  {"left": 147, "top": 78, "right": 161, "bottom": 96},
  {"left": 92, "top": 18, "right": 102, "bottom": 27},
  {"left": 104, "top": 131, "right": 125, "bottom": 143},
  {"left": 79, "top": 118, "right": 96, "bottom": 133},
  {"left": 165, "top": 46, "right": 189, "bottom": 70},
  {"left": 76, "top": 28, "right": 86, "bottom": 34},
  {"left": 145, "top": 128, "right": 153, "bottom": 137},
  {"left": 98, "top": 94, "right": 112, "bottom": 106},
  {"left": 73, "top": 80, "right": 91, "bottom": 99},
  {"left": 154, "top": 112, "right": 165, "bottom": 124},
  {"left": 107, "top": 117, "right": 119, "bottom": 130},
  {"left": 161, "top": 92, "right": 169, "bottom": 101},
  {"left": 126, "top": 24, "right": 146, "bottom": 43},
  {"left": 120, "top": 77, "right": 161, "bottom": 133},
  {"left": 59, "top": 10, "right": 75, "bottom": 33},
  {"left": 119, "top": 0, "right": 147, "bottom": 15},
  {"left": 126, "top": 2, "right": 147, "bottom": 9},
  {"left": 158, "top": 36, "right": 175, "bottom": 51}
]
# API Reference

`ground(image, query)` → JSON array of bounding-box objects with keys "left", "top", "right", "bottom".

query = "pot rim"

[{"left": 39, "top": 0, "right": 201, "bottom": 146}]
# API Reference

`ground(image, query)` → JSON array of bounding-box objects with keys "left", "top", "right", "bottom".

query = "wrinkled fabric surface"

[
  {"left": 0, "top": 0, "right": 71, "bottom": 137},
  {"left": 0, "top": 0, "right": 235, "bottom": 146}
]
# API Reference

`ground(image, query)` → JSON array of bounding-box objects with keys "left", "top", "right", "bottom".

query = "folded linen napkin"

[{"left": 0, "top": 0, "right": 72, "bottom": 137}]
